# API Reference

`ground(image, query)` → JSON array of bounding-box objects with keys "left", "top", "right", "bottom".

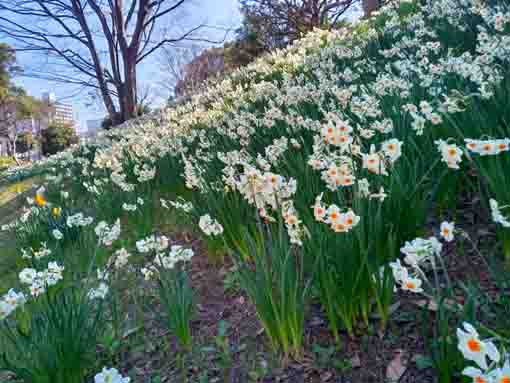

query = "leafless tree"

[
  {"left": 0, "top": 0, "right": 225, "bottom": 124},
  {"left": 240, "top": 0, "right": 360, "bottom": 50},
  {"left": 157, "top": 44, "right": 202, "bottom": 98}
]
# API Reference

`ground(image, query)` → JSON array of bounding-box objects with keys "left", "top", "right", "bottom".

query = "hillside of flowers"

[{"left": 1, "top": 0, "right": 510, "bottom": 382}]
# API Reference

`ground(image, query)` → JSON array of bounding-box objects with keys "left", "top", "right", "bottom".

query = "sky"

[{"left": 13, "top": 0, "right": 242, "bottom": 132}]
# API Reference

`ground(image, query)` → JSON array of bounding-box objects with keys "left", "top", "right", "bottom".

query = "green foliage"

[
  {"left": 17, "top": 132, "right": 35, "bottom": 153},
  {"left": 0, "top": 288, "right": 106, "bottom": 383},
  {"left": 151, "top": 262, "right": 195, "bottom": 350},
  {"left": 41, "top": 123, "right": 78, "bottom": 156},
  {"left": 0, "top": 43, "right": 19, "bottom": 95},
  {"left": 232, "top": 221, "right": 310, "bottom": 360},
  {"left": 0, "top": 155, "right": 15, "bottom": 171}
]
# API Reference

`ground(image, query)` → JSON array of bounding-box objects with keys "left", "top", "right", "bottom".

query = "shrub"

[{"left": 41, "top": 123, "right": 78, "bottom": 156}]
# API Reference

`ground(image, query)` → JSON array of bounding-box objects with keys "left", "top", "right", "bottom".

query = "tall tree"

[
  {"left": 0, "top": 43, "right": 18, "bottom": 96},
  {"left": 239, "top": 0, "right": 359, "bottom": 50},
  {"left": 0, "top": 44, "right": 40, "bottom": 158},
  {"left": 0, "top": 0, "right": 221, "bottom": 125},
  {"left": 0, "top": 85, "right": 41, "bottom": 157}
]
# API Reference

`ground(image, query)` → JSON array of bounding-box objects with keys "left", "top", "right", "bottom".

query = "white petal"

[{"left": 485, "top": 341, "right": 500, "bottom": 363}]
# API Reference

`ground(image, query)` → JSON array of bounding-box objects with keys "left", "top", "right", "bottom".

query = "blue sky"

[{"left": 14, "top": 0, "right": 242, "bottom": 131}]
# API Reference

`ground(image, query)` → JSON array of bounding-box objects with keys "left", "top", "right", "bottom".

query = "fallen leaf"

[
  {"left": 413, "top": 298, "right": 462, "bottom": 311},
  {"left": 351, "top": 353, "right": 361, "bottom": 368},
  {"left": 386, "top": 349, "right": 406, "bottom": 382}
]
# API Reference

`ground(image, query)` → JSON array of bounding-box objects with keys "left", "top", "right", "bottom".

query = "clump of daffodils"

[
  {"left": 465, "top": 138, "right": 510, "bottom": 156},
  {"left": 161, "top": 197, "right": 193, "bottom": 213},
  {"left": 136, "top": 234, "right": 169, "bottom": 254},
  {"left": 18, "top": 262, "right": 65, "bottom": 297},
  {"left": 457, "top": 322, "right": 510, "bottom": 383},
  {"left": 21, "top": 242, "right": 52, "bottom": 260},
  {"left": 95, "top": 219, "right": 121, "bottom": 246},
  {"left": 94, "top": 367, "right": 130, "bottom": 383},
  {"left": 67, "top": 212, "right": 94, "bottom": 228},
  {"left": 141, "top": 245, "right": 194, "bottom": 280},
  {"left": 312, "top": 193, "right": 361, "bottom": 233},
  {"left": 235, "top": 167, "right": 297, "bottom": 211},
  {"left": 199, "top": 214, "right": 224, "bottom": 236},
  {"left": 390, "top": 221, "right": 457, "bottom": 295},
  {"left": 400, "top": 237, "right": 443, "bottom": 267}
]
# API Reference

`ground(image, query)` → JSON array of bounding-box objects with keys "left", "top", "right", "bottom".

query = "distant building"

[
  {"left": 42, "top": 92, "right": 76, "bottom": 127},
  {"left": 79, "top": 118, "right": 104, "bottom": 144},
  {"left": 86, "top": 119, "right": 103, "bottom": 134}
]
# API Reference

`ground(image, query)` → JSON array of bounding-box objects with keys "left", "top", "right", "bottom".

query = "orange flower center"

[
  {"left": 405, "top": 281, "right": 416, "bottom": 289},
  {"left": 499, "top": 143, "right": 507, "bottom": 150},
  {"left": 467, "top": 338, "right": 482, "bottom": 352},
  {"left": 346, "top": 218, "right": 354, "bottom": 225},
  {"left": 474, "top": 377, "right": 486, "bottom": 383},
  {"left": 448, "top": 148, "right": 457, "bottom": 156},
  {"left": 483, "top": 144, "right": 492, "bottom": 151},
  {"left": 468, "top": 143, "right": 476, "bottom": 149},
  {"left": 500, "top": 376, "right": 510, "bottom": 383}
]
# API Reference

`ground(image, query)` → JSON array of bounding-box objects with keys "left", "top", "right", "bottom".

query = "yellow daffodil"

[{"left": 34, "top": 194, "right": 46, "bottom": 207}]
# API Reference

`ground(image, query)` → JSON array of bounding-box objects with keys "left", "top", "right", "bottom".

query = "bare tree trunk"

[
  {"left": 362, "top": 0, "right": 380, "bottom": 16},
  {"left": 123, "top": 53, "right": 138, "bottom": 121},
  {"left": 0, "top": 0, "right": 222, "bottom": 126}
]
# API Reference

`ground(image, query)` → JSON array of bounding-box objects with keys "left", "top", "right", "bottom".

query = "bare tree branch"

[{"left": 0, "top": 0, "right": 221, "bottom": 124}]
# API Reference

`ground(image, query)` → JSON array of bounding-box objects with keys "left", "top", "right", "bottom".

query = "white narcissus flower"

[
  {"left": 0, "top": 289, "right": 26, "bottom": 320},
  {"left": 440, "top": 221, "right": 455, "bottom": 242},
  {"left": 401, "top": 237, "right": 442, "bottom": 267},
  {"left": 19, "top": 268, "right": 37, "bottom": 285},
  {"left": 400, "top": 276, "right": 423, "bottom": 293},
  {"left": 381, "top": 138, "right": 403, "bottom": 163},
  {"left": 88, "top": 283, "right": 109, "bottom": 300},
  {"left": 362, "top": 147, "right": 388, "bottom": 175},
  {"left": 462, "top": 367, "right": 490, "bottom": 383},
  {"left": 199, "top": 214, "right": 224, "bottom": 236},
  {"left": 490, "top": 199, "right": 510, "bottom": 228},
  {"left": 52, "top": 229, "right": 63, "bottom": 240},
  {"left": 389, "top": 259, "right": 408, "bottom": 283},
  {"left": 436, "top": 140, "right": 463, "bottom": 170},
  {"left": 491, "top": 361, "right": 510, "bottom": 383},
  {"left": 113, "top": 248, "right": 130, "bottom": 269},
  {"left": 94, "top": 367, "right": 130, "bottom": 383},
  {"left": 457, "top": 322, "right": 500, "bottom": 370}
]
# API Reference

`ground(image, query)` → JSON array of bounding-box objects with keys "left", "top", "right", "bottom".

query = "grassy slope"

[{"left": 0, "top": 177, "right": 41, "bottom": 293}]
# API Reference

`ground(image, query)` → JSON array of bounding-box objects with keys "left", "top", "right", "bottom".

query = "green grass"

[{"left": 0, "top": 177, "right": 41, "bottom": 293}]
